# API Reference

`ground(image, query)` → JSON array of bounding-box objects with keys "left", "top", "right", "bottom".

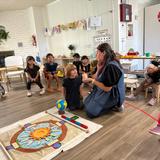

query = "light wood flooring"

[{"left": 1, "top": 83, "right": 160, "bottom": 160}]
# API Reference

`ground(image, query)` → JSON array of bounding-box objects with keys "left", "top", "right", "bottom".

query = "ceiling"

[
  {"left": 0, "top": 0, "right": 56, "bottom": 11},
  {"left": 0, "top": 0, "right": 157, "bottom": 11}
]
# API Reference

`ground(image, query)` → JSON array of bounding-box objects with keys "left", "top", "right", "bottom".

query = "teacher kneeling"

[{"left": 84, "top": 43, "right": 125, "bottom": 118}]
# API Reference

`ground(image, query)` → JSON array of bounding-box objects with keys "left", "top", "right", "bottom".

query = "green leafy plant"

[
  {"left": 68, "top": 44, "right": 75, "bottom": 51},
  {"left": 68, "top": 44, "right": 75, "bottom": 56},
  {"left": 0, "top": 25, "right": 9, "bottom": 44}
]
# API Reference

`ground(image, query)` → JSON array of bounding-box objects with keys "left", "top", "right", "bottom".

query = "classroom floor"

[{"left": 1, "top": 83, "right": 160, "bottom": 160}]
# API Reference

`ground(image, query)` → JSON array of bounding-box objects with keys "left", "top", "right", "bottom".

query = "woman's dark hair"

[
  {"left": 46, "top": 53, "right": 54, "bottom": 59},
  {"left": 73, "top": 53, "right": 80, "bottom": 58},
  {"left": 81, "top": 55, "right": 89, "bottom": 61},
  {"left": 97, "top": 43, "right": 116, "bottom": 61},
  {"left": 97, "top": 43, "right": 122, "bottom": 68}
]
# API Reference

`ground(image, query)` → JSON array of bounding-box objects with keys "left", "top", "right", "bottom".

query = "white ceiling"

[{"left": 0, "top": 0, "right": 55, "bottom": 11}]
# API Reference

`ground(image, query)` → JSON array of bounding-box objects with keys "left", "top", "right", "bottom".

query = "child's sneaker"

[
  {"left": 148, "top": 98, "right": 156, "bottom": 106},
  {"left": 27, "top": 91, "right": 32, "bottom": 97},
  {"left": 125, "top": 94, "right": 136, "bottom": 101},
  {"left": 1, "top": 92, "right": 7, "bottom": 98},
  {"left": 118, "top": 104, "right": 125, "bottom": 112},
  {"left": 40, "top": 88, "right": 45, "bottom": 95},
  {"left": 149, "top": 125, "right": 160, "bottom": 135},
  {"left": 112, "top": 105, "right": 125, "bottom": 112}
]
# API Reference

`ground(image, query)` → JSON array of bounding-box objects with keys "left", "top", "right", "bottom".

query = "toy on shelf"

[
  {"left": 56, "top": 99, "right": 67, "bottom": 115},
  {"left": 119, "top": 48, "right": 140, "bottom": 58},
  {"left": 127, "top": 48, "right": 139, "bottom": 56}
]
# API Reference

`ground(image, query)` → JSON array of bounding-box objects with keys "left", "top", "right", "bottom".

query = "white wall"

[
  {"left": 32, "top": 7, "right": 49, "bottom": 58},
  {"left": 137, "top": 0, "right": 160, "bottom": 55},
  {"left": 145, "top": 3, "right": 160, "bottom": 54},
  {"left": 1, "top": 0, "right": 159, "bottom": 65},
  {"left": 118, "top": 0, "right": 139, "bottom": 53},
  {"left": 0, "top": 9, "right": 37, "bottom": 59},
  {"left": 46, "top": 0, "right": 116, "bottom": 57}
]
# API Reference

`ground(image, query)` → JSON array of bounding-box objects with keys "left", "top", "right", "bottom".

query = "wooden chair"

[{"left": 4, "top": 56, "right": 26, "bottom": 90}]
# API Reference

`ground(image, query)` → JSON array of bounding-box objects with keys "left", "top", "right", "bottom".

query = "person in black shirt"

[
  {"left": 62, "top": 64, "right": 83, "bottom": 110},
  {"left": 126, "top": 64, "right": 160, "bottom": 105},
  {"left": 73, "top": 53, "right": 81, "bottom": 75},
  {"left": 44, "top": 53, "right": 60, "bottom": 92},
  {"left": 81, "top": 55, "right": 91, "bottom": 74},
  {"left": 25, "top": 56, "right": 45, "bottom": 97},
  {"left": 151, "top": 59, "right": 160, "bottom": 67},
  {"left": 83, "top": 43, "right": 125, "bottom": 118}
]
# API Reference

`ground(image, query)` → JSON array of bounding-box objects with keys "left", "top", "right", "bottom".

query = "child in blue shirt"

[{"left": 44, "top": 53, "right": 60, "bottom": 92}]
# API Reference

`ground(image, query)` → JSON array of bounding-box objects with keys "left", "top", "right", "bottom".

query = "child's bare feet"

[
  {"left": 56, "top": 87, "right": 61, "bottom": 92},
  {"left": 46, "top": 88, "right": 54, "bottom": 92}
]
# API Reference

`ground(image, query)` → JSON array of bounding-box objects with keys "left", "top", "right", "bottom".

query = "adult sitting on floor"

[
  {"left": 83, "top": 43, "right": 125, "bottom": 118},
  {"left": 126, "top": 64, "right": 160, "bottom": 106}
]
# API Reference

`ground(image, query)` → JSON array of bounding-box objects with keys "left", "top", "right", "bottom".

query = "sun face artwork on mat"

[{"left": 7, "top": 120, "right": 67, "bottom": 152}]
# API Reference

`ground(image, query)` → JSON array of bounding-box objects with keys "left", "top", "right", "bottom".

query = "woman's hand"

[{"left": 83, "top": 77, "right": 94, "bottom": 83}]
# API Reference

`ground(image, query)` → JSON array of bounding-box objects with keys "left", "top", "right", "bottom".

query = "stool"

[
  {"left": 145, "top": 84, "right": 160, "bottom": 103},
  {"left": 124, "top": 78, "right": 139, "bottom": 94}
]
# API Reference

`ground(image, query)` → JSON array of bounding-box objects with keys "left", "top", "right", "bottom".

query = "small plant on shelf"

[
  {"left": 0, "top": 25, "right": 9, "bottom": 45},
  {"left": 68, "top": 44, "right": 75, "bottom": 56}
]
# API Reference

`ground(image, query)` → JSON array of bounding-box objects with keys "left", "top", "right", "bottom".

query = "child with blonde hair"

[{"left": 62, "top": 64, "right": 83, "bottom": 110}]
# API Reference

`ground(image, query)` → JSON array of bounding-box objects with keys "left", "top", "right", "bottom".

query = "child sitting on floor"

[
  {"left": 73, "top": 53, "right": 81, "bottom": 75},
  {"left": 43, "top": 53, "right": 60, "bottom": 92},
  {"left": 81, "top": 55, "right": 91, "bottom": 75},
  {"left": 126, "top": 64, "right": 160, "bottom": 105},
  {"left": 25, "top": 56, "right": 45, "bottom": 97},
  {"left": 62, "top": 64, "right": 84, "bottom": 111}
]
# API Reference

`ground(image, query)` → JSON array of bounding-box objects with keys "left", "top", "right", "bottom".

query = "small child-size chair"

[{"left": 4, "top": 56, "right": 26, "bottom": 90}]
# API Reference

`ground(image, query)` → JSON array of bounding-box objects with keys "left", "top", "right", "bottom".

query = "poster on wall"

[{"left": 89, "top": 16, "right": 102, "bottom": 27}]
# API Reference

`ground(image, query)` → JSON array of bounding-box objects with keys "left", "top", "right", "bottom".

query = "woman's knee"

[{"left": 86, "top": 111, "right": 98, "bottom": 118}]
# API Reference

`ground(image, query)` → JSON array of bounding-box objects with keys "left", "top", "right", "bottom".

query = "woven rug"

[{"left": 0, "top": 108, "right": 102, "bottom": 160}]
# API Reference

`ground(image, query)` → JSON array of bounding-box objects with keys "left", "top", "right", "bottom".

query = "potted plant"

[
  {"left": 68, "top": 44, "right": 75, "bottom": 56},
  {"left": 0, "top": 25, "right": 9, "bottom": 44}
]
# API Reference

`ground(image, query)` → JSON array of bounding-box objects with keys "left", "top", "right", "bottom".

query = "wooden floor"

[{"left": 1, "top": 84, "right": 160, "bottom": 160}]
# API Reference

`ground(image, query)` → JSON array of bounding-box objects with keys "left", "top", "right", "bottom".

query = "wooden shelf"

[
  {"left": 54, "top": 57, "right": 73, "bottom": 66},
  {"left": 119, "top": 56, "right": 160, "bottom": 59}
]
